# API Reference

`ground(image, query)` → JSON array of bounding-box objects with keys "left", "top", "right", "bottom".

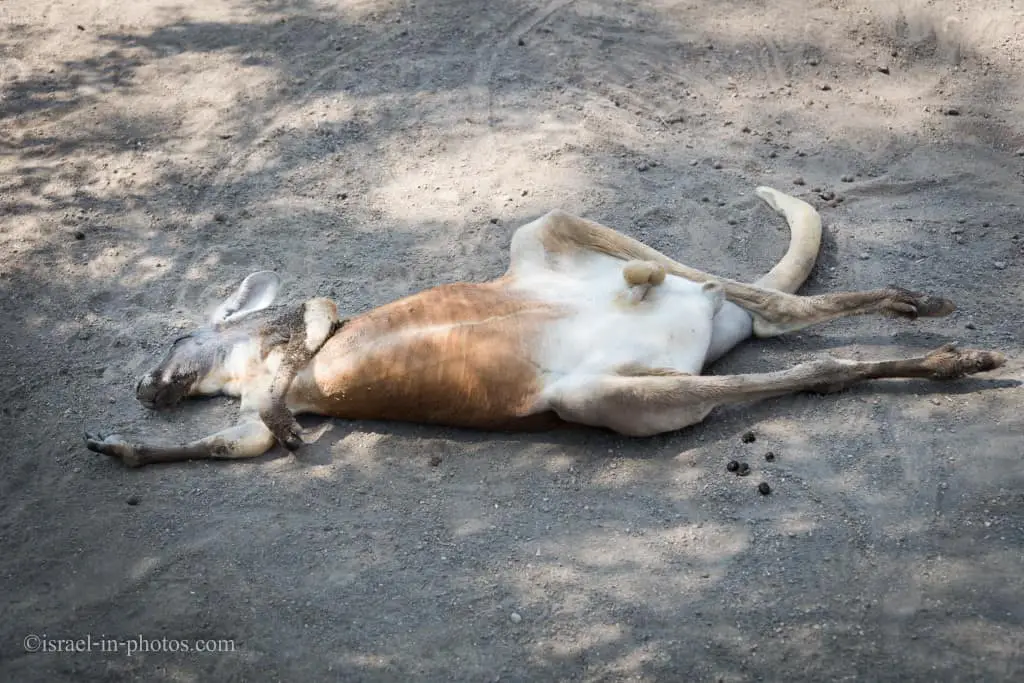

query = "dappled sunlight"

[
  {"left": 336, "top": 652, "right": 396, "bottom": 673},
  {"left": 370, "top": 128, "right": 592, "bottom": 224},
  {"left": 571, "top": 521, "right": 749, "bottom": 569},
  {"left": 940, "top": 618, "right": 1024, "bottom": 661},
  {"left": 533, "top": 621, "right": 626, "bottom": 660},
  {"left": 127, "top": 555, "right": 164, "bottom": 582}
]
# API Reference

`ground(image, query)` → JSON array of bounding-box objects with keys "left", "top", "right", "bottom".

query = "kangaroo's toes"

[
  {"left": 259, "top": 406, "right": 305, "bottom": 451},
  {"left": 83, "top": 431, "right": 142, "bottom": 468},
  {"left": 281, "top": 420, "right": 305, "bottom": 452},
  {"left": 887, "top": 287, "right": 956, "bottom": 319},
  {"left": 922, "top": 343, "right": 1006, "bottom": 379}
]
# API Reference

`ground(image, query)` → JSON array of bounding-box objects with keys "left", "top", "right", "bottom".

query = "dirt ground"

[{"left": 2, "top": 0, "right": 1023, "bottom": 680}]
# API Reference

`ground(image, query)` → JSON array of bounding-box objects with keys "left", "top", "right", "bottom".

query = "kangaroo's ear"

[{"left": 211, "top": 271, "right": 281, "bottom": 325}]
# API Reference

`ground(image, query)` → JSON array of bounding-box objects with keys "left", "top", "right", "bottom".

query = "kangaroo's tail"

[{"left": 751, "top": 186, "right": 822, "bottom": 293}]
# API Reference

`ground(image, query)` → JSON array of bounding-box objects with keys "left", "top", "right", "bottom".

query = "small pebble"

[
  {"left": 764, "top": 451, "right": 776, "bottom": 462},
  {"left": 637, "top": 162, "right": 649, "bottom": 172},
  {"left": 767, "top": 150, "right": 777, "bottom": 158},
  {"left": 73, "top": 230, "right": 85, "bottom": 240},
  {"left": 712, "top": 161, "right": 723, "bottom": 169},
  {"left": 689, "top": 159, "right": 699, "bottom": 166},
  {"left": 428, "top": 455, "right": 442, "bottom": 467},
  {"left": 943, "top": 107, "right": 960, "bottom": 116},
  {"left": 877, "top": 65, "right": 890, "bottom": 74},
  {"left": 509, "top": 612, "right": 522, "bottom": 624},
  {"left": 726, "top": 460, "right": 740, "bottom": 472},
  {"left": 819, "top": 190, "right": 835, "bottom": 201},
  {"left": 516, "top": 38, "right": 525, "bottom": 46},
  {"left": 993, "top": 261, "right": 1006, "bottom": 270},
  {"left": 126, "top": 495, "right": 140, "bottom": 506},
  {"left": 859, "top": 252, "right": 870, "bottom": 260},
  {"left": 741, "top": 431, "right": 756, "bottom": 443},
  {"left": 965, "top": 322, "right": 977, "bottom": 330},
  {"left": 950, "top": 226, "right": 963, "bottom": 235},
  {"left": 758, "top": 482, "right": 771, "bottom": 495},
  {"left": 840, "top": 175, "right": 854, "bottom": 183},
  {"left": 792, "top": 176, "right": 805, "bottom": 186},
  {"left": 489, "top": 217, "right": 499, "bottom": 224},
  {"left": 737, "top": 463, "right": 751, "bottom": 477},
  {"left": 820, "top": 83, "right": 832, "bottom": 91},
  {"left": 213, "top": 212, "right": 227, "bottom": 223},
  {"left": 1015, "top": 147, "right": 1024, "bottom": 156}
]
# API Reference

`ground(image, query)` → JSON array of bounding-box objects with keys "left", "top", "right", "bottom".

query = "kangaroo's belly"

[
  {"left": 513, "top": 252, "right": 719, "bottom": 379},
  {"left": 289, "top": 281, "right": 565, "bottom": 429}
]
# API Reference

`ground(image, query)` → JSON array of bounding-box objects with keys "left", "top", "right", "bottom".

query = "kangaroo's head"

[{"left": 135, "top": 271, "right": 286, "bottom": 409}]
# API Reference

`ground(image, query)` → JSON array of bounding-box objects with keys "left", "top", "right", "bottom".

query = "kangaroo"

[{"left": 85, "top": 186, "right": 1005, "bottom": 467}]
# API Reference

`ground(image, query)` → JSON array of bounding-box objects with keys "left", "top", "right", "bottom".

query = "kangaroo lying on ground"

[{"left": 85, "top": 186, "right": 1005, "bottom": 467}]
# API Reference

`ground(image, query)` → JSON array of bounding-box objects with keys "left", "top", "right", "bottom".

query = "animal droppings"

[
  {"left": 758, "top": 482, "right": 771, "bottom": 495},
  {"left": 737, "top": 462, "right": 751, "bottom": 477},
  {"left": 741, "top": 431, "right": 756, "bottom": 443},
  {"left": 428, "top": 455, "right": 442, "bottom": 467},
  {"left": 726, "top": 460, "right": 740, "bottom": 472},
  {"left": 764, "top": 451, "right": 776, "bottom": 462}
]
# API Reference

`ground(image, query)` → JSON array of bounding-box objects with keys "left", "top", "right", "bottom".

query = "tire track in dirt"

[
  {"left": 755, "top": 36, "right": 793, "bottom": 92},
  {"left": 471, "top": 0, "right": 576, "bottom": 128}
]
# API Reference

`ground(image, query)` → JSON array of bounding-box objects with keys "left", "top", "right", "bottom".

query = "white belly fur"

[{"left": 512, "top": 252, "right": 718, "bottom": 381}]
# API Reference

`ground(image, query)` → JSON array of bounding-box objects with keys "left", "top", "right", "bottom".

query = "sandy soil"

[{"left": 2, "top": 0, "right": 1023, "bottom": 681}]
